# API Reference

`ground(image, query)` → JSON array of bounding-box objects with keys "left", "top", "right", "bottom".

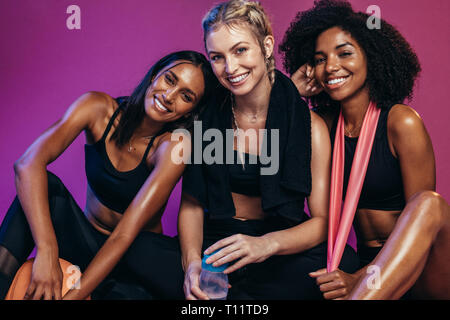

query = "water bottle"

[{"left": 199, "top": 251, "right": 229, "bottom": 300}]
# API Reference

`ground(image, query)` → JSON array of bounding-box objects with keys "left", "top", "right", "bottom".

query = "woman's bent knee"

[{"left": 407, "top": 191, "right": 448, "bottom": 230}]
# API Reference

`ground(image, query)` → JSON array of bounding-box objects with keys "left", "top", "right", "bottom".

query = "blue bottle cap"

[{"left": 201, "top": 250, "right": 229, "bottom": 273}]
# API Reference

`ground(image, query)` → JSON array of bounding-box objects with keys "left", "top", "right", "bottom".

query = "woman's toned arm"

[
  {"left": 257, "top": 110, "right": 331, "bottom": 254},
  {"left": 178, "top": 192, "right": 209, "bottom": 300},
  {"left": 203, "top": 110, "right": 331, "bottom": 273},
  {"left": 62, "top": 134, "right": 191, "bottom": 300},
  {"left": 388, "top": 104, "right": 435, "bottom": 197},
  {"left": 13, "top": 92, "right": 111, "bottom": 300}
]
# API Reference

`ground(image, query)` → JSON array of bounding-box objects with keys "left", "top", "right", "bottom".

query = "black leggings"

[
  {"left": 0, "top": 172, "right": 359, "bottom": 300},
  {"left": 0, "top": 171, "right": 157, "bottom": 299},
  {"left": 125, "top": 215, "right": 360, "bottom": 300}
]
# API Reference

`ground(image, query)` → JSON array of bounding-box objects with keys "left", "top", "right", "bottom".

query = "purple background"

[{"left": 1, "top": 0, "right": 449, "bottom": 238}]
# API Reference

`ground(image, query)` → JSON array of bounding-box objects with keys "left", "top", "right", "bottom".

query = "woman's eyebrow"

[
  {"left": 315, "top": 42, "right": 355, "bottom": 55},
  {"left": 335, "top": 42, "right": 354, "bottom": 50},
  {"left": 208, "top": 41, "right": 250, "bottom": 55},
  {"left": 167, "top": 70, "right": 178, "bottom": 81},
  {"left": 168, "top": 70, "right": 198, "bottom": 100}
]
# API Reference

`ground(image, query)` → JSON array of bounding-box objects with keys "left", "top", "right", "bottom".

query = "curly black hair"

[{"left": 279, "top": 0, "right": 421, "bottom": 111}]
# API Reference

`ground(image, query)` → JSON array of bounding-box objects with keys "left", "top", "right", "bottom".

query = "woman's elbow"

[
  {"left": 310, "top": 214, "right": 328, "bottom": 240},
  {"left": 13, "top": 156, "right": 41, "bottom": 177},
  {"left": 13, "top": 157, "right": 29, "bottom": 176}
]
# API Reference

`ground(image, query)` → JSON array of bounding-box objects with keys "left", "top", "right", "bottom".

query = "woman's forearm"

[
  {"left": 179, "top": 214, "right": 204, "bottom": 270},
  {"left": 178, "top": 195, "right": 204, "bottom": 271},
  {"left": 262, "top": 215, "right": 327, "bottom": 256},
  {"left": 14, "top": 161, "right": 59, "bottom": 253},
  {"left": 63, "top": 233, "right": 134, "bottom": 300}
]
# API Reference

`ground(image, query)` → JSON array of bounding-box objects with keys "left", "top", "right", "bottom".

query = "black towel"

[{"left": 182, "top": 69, "right": 311, "bottom": 222}]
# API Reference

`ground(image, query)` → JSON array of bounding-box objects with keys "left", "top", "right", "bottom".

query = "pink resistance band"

[{"left": 327, "top": 101, "right": 381, "bottom": 272}]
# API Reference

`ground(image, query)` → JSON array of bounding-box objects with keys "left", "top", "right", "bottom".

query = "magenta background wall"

[{"left": 1, "top": 0, "right": 449, "bottom": 239}]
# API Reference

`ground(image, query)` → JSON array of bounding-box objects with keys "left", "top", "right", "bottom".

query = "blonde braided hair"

[{"left": 202, "top": 0, "right": 276, "bottom": 85}]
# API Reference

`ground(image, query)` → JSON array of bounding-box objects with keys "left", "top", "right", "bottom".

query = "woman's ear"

[{"left": 263, "top": 35, "right": 274, "bottom": 58}]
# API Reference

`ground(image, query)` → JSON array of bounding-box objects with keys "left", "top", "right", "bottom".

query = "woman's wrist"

[
  {"left": 36, "top": 241, "right": 59, "bottom": 256},
  {"left": 260, "top": 233, "right": 281, "bottom": 257},
  {"left": 182, "top": 252, "right": 202, "bottom": 272},
  {"left": 353, "top": 265, "right": 369, "bottom": 278}
]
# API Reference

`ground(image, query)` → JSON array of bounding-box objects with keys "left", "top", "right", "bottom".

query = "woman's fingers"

[
  {"left": 206, "top": 244, "right": 242, "bottom": 266},
  {"left": 184, "top": 261, "right": 210, "bottom": 300},
  {"left": 323, "top": 287, "right": 348, "bottom": 300},
  {"left": 204, "top": 235, "right": 239, "bottom": 255},
  {"left": 292, "top": 64, "right": 308, "bottom": 80},
  {"left": 319, "top": 279, "right": 345, "bottom": 293},
  {"left": 309, "top": 269, "right": 351, "bottom": 300},
  {"left": 306, "top": 63, "right": 314, "bottom": 79},
  {"left": 53, "top": 285, "right": 62, "bottom": 300},
  {"left": 223, "top": 256, "right": 250, "bottom": 274},
  {"left": 24, "top": 282, "right": 36, "bottom": 300},
  {"left": 43, "top": 286, "right": 53, "bottom": 300},
  {"left": 314, "top": 270, "right": 341, "bottom": 286},
  {"left": 191, "top": 285, "right": 210, "bottom": 300},
  {"left": 214, "top": 249, "right": 246, "bottom": 269},
  {"left": 191, "top": 273, "right": 210, "bottom": 300},
  {"left": 31, "top": 286, "right": 44, "bottom": 300},
  {"left": 309, "top": 268, "right": 327, "bottom": 278},
  {"left": 291, "top": 63, "right": 323, "bottom": 97},
  {"left": 204, "top": 235, "right": 273, "bottom": 274}
]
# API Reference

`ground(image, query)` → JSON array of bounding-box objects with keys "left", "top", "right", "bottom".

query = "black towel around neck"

[{"left": 182, "top": 70, "right": 312, "bottom": 222}]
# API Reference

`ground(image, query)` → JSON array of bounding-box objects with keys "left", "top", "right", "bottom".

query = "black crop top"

[
  {"left": 85, "top": 105, "right": 159, "bottom": 213},
  {"left": 330, "top": 106, "right": 406, "bottom": 211},
  {"left": 228, "top": 150, "right": 261, "bottom": 197}
]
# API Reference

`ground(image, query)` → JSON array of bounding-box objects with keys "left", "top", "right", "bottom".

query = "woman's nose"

[
  {"left": 325, "top": 55, "right": 340, "bottom": 73},
  {"left": 225, "top": 56, "right": 238, "bottom": 75},
  {"left": 163, "top": 89, "right": 175, "bottom": 103}
]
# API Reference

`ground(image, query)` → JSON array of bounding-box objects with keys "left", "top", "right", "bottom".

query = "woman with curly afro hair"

[{"left": 280, "top": 0, "right": 449, "bottom": 299}]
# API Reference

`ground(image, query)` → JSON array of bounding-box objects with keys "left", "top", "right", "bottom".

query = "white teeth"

[
  {"left": 155, "top": 97, "right": 169, "bottom": 112},
  {"left": 228, "top": 72, "right": 249, "bottom": 83},
  {"left": 327, "top": 77, "right": 347, "bottom": 85}
]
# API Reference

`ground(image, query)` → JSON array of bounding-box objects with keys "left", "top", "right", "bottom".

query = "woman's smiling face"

[
  {"left": 205, "top": 23, "right": 272, "bottom": 97},
  {"left": 144, "top": 61, "right": 205, "bottom": 123},
  {"left": 314, "top": 26, "right": 368, "bottom": 103}
]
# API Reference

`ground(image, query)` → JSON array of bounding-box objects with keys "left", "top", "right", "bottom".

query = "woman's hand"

[
  {"left": 183, "top": 260, "right": 210, "bottom": 300},
  {"left": 24, "top": 250, "right": 63, "bottom": 300},
  {"left": 291, "top": 63, "right": 323, "bottom": 97},
  {"left": 203, "top": 234, "right": 276, "bottom": 274},
  {"left": 309, "top": 268, "right": 359, "bottom": 300}
]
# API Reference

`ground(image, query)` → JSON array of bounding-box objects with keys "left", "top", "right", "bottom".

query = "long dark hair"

[{"left": 110, "top": 50, "right": 218, "bottom": 147}]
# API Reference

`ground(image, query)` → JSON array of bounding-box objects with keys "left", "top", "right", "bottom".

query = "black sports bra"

[
  {"left": 331, "top": 106, "right": 406, "bottom": 211},
  {"left": 228, "top": 150, "right": 261, "bottom": 197},
  {"left": 85, "top": 104, "right": 159, "bottom": 213}
]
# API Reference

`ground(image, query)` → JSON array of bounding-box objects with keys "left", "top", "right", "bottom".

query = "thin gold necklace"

[
  {"left": 231, "top": 101, "right": 246, "bottom": 169},
  {"left": 236, "top": 108, "right": 266, "bottom": 123},
  {"left": 344, "top": 123, "right": 362, "bottom": 137},
  {"left": 128, "top": 135, "right": 155, "bottom": 153}
]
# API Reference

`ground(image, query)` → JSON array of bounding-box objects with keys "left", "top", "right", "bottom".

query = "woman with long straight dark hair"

[{"left": 0, "top": 50, "right": 217, "bottom": 300}]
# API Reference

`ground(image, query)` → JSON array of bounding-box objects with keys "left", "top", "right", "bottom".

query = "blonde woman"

[{"left": 178, "top": 0, "right": 359, "bottom": 300}]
